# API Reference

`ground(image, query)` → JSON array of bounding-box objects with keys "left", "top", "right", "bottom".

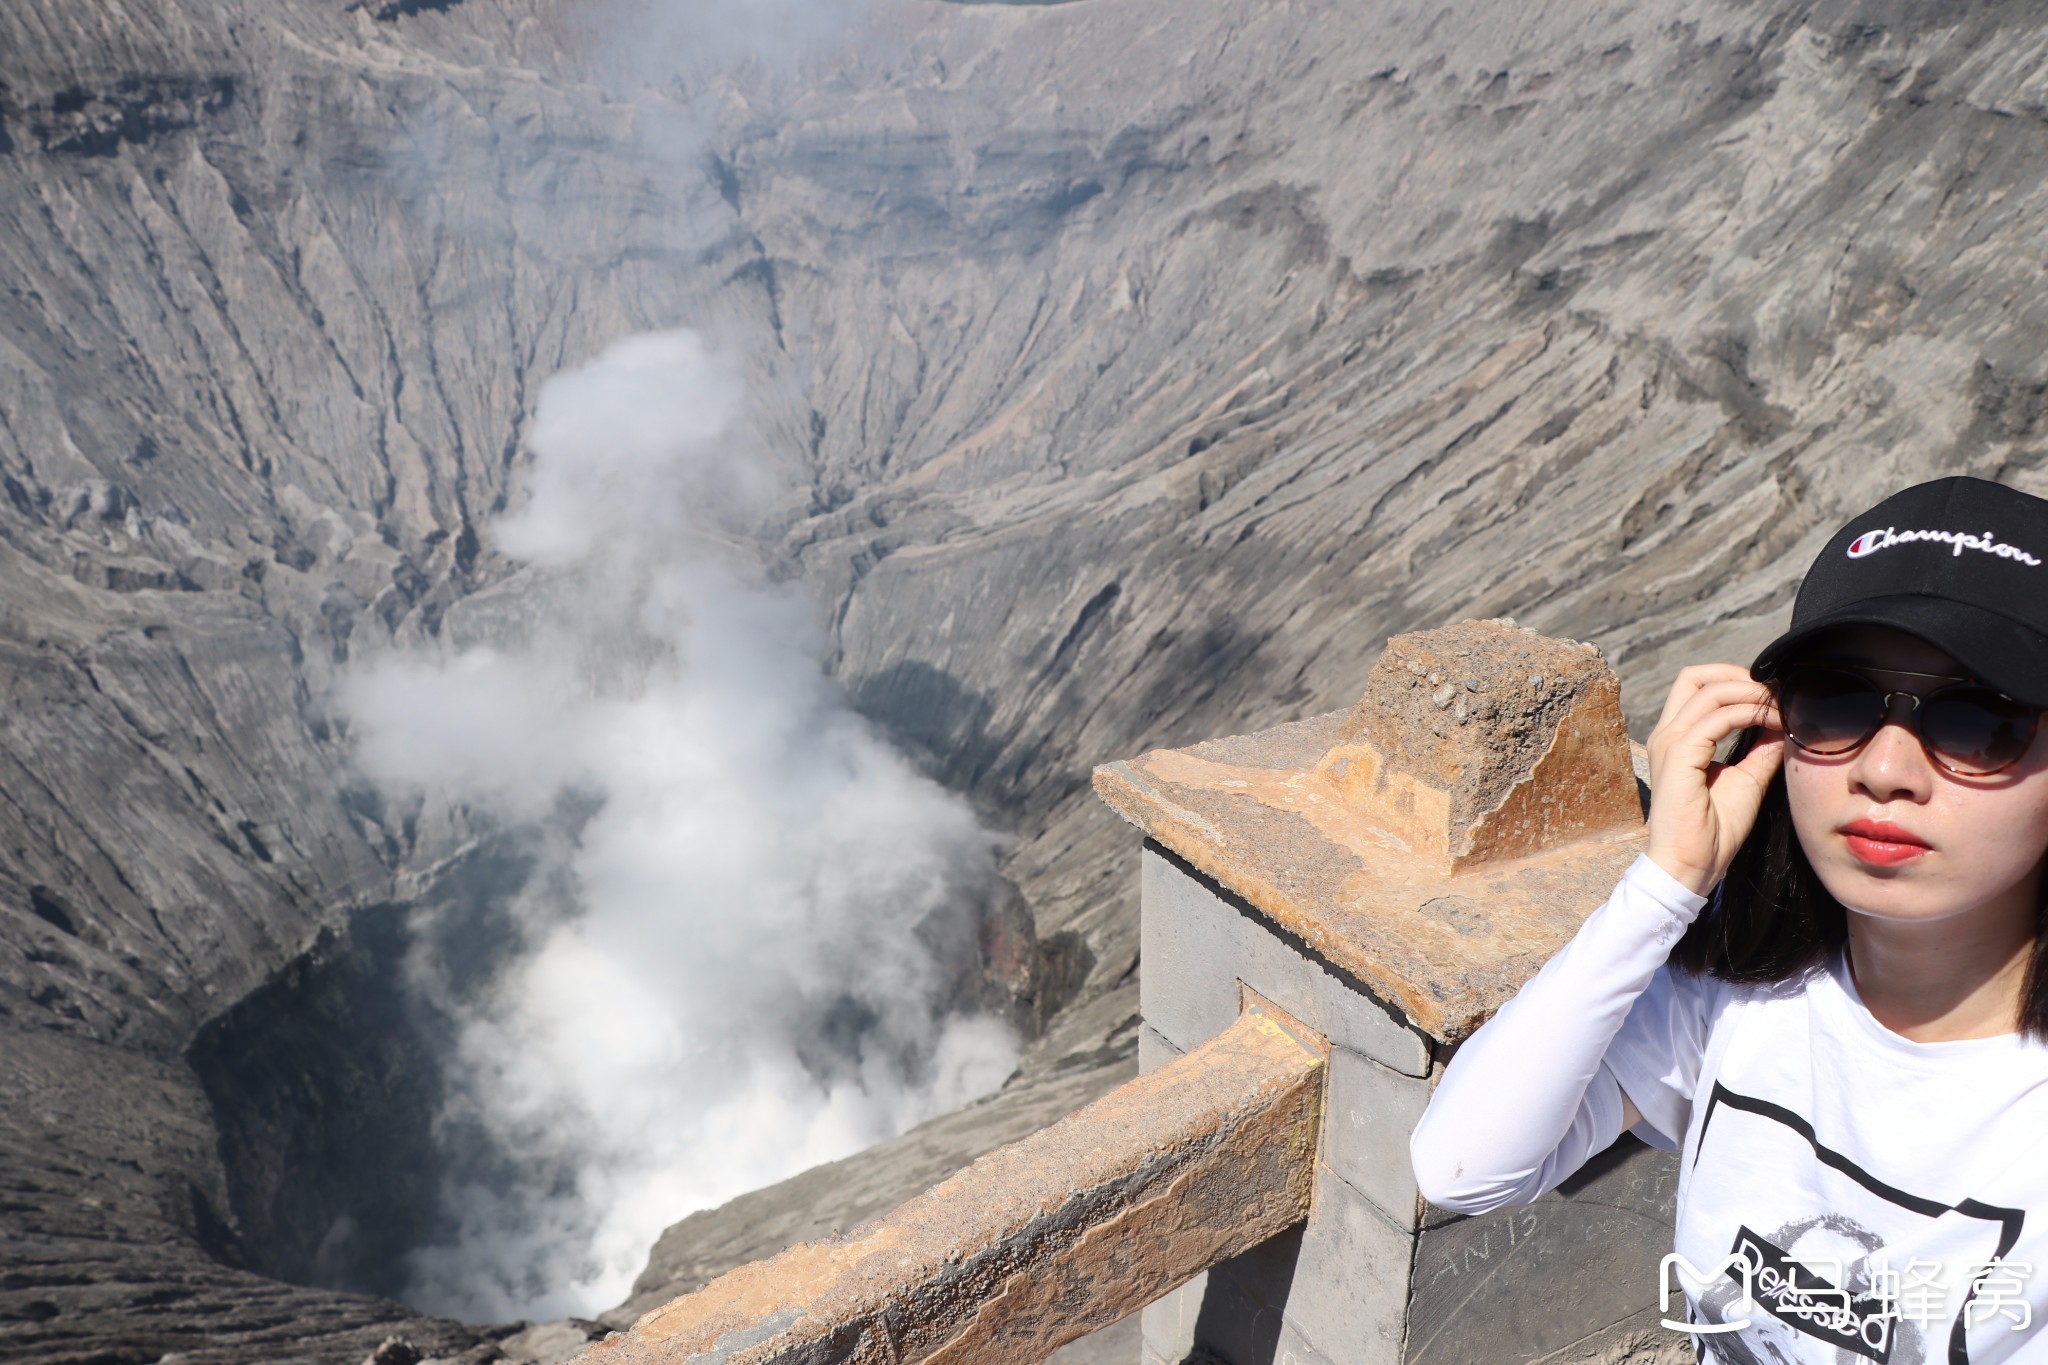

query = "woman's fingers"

[
  {"left": 1649, "top": 681, "right": 1781, "bottom": 781},
  {"left": 1653, "top": 664, "right": 1761, "bottom": 731},
  {"left": 1654, "top": 695, "right": 1785, "bottom": 757},
  {"left": 1655, "top": 704, "right": 1782, "bottom": 821},
  {"left": 1696, "top": 744, "right": 1786, "bottom": 865},
  {"left": 1666, "top": 696, "right": 1782, "bottom": 756},
  {"left": 1645, "top": 665, "right": 1784, "bottom": 895},
  {"left": 1654, "top": 671, "right": 1769, "bottom": 736},
  {"left": 1705, "top": 729, "right": 1786, "bottom": 801},
  {"left": 1651, "top": 673, "right": 1774, "bottom": 744},
  {"left": 1723, "top": 730, "right": 1788, "bottom": 794}
]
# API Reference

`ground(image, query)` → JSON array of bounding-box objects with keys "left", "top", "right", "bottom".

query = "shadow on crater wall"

[{"left": 185, "top": 843, "right": 535, "bottom": 1300}]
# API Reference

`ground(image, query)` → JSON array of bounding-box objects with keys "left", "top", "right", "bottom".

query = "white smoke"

[{"left": 340, "top": 330, "right": 1019, "bottom": 1323}]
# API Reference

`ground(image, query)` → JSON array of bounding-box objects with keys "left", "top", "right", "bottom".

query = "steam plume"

[{"left": 341, "top": 330, "right": 1018, "bottom": 1322}]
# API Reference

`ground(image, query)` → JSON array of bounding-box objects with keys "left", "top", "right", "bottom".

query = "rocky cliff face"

[{"left": 7, "top": 0, "right": 2048, "bottom": 1357}]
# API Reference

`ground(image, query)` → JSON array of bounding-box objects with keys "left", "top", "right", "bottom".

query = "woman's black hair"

[{"left": 1669, "top": 723, "right": 2048, "bottom": 1042}]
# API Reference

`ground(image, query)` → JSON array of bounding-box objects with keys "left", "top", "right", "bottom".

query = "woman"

[{"left": 1409, "top": 475, "right": 2048, "bottom": 1365}]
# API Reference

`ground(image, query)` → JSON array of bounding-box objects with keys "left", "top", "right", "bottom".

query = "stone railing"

[{"left": 586, "top": 619, "right": 1688, "bottom": 1365}]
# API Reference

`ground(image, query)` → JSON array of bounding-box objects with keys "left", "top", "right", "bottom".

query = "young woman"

[{"left": 1409, "top": 476, "right": 2048, "bottom": 1365}]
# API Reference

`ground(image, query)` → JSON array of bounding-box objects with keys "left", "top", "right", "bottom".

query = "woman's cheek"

[
  {"left": 1782, "top": 757, "right": 1843, "bottom": 871},
  {"left": 1943, "top": 784, "right": 2048, "bottom": 898}
]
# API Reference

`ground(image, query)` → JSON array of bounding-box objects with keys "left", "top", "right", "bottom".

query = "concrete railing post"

[{"left": 1095, "top": 618, "right": 1690, "bottom": 1365}]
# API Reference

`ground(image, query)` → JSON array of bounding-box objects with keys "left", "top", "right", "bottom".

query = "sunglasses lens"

[
  {"left": 1779, "top": 671, "right": 1885, "bottom": 754},
  {"left": 1921, "top": 689, "right": 2039, "bottom": 775}
]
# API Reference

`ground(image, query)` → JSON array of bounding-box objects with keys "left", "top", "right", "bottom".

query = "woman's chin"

[
  {"left": 1815, "top": 858, "right": 1945, "bottom": 917},
  {"left": 1821, "top": 849, "right": 1913, "bottom": 887}
]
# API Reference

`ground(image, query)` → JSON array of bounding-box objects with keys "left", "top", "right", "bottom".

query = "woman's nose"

[{"left": 1848, "top": 696, "right": 1934, "bottom": 802}]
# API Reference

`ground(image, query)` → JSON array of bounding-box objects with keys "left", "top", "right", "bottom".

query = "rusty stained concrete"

[
  {"left": 583, "top": 1002, "right": 1327, "bottom": 1365},
  {"left": 1094, "top": 619, "right": 1649, "bottom": 1045}
]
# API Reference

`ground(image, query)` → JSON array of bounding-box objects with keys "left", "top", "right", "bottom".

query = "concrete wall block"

[
  {"left": 1139, "top": 1023, "right": 1184, "bottom": 1075},
  {"left": 1302, "top": 963, "right": 1432, "bottom": 1079},
  {"left": 1144, "top": 1221, "right": 1305, "bottom": 1364},
  {"left": 1321, "top": 1046, "right": 1431, "bottom": 1231},
  {"left": 1186, "top": 1249, "right": 1289, "bottom": 1364},
  {"left": 1525, "top": 1303, "right": 1695, "bottom": 1364},
  {"left": 1142, "top": 1272, "right": 1205, "bottom": 1363},
  {"left": 1405, "top": 1137, "right": 1680, "bottom": 1364},
  {"left": 1142, "top": 844, "right": 1431, "bottom": 1076},
  {"left": 1277, "top": 1164, "right": 1414, "bottom": 1365},
  {"left": 1146, "top": 1226, "right": 1306, "bottom": 1365},
  {"left": 1141, "top": 844, "right": 1274, "bottom": 1053},
  {"left": 1275, "top": 1321, "right": 1341, "bottom": 1365},
  {"left": 1419, "top": 1195, "right": 1464, "bottom": 1230}
]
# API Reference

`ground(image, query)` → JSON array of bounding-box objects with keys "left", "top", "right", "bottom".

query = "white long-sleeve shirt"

[{"left": 1409, "top": 853, "right": 2048, "bottom": 1363}]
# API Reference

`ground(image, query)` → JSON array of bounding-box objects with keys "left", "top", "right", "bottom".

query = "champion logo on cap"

[{"left": 1845, "top": 526, "right": 2042, "bottom": 565}]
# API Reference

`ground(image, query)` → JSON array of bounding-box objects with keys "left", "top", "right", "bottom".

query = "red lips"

[{"left": 1840, "top": 819, "right": 1933, "bottom": 868}]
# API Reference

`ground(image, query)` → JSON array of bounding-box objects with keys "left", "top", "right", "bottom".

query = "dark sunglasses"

[{"left": 1773, "top": 666, "right": 2043, "bottom": 776}]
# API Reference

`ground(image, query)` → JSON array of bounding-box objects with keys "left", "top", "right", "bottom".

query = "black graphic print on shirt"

[
  {"left": 1683, "top": 1083, "right": 2025, "bottom": 1365},
  {"left": 1690, "top": 1211, "right": 1910, "bottom": 1365}
]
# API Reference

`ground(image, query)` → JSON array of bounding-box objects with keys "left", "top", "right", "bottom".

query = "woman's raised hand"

[{"left": 1643, "top": 664, "right": 1786, "bottom": 897}]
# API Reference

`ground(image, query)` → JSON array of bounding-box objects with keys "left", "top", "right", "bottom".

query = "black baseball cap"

[{"left": 1750, "top": 476, "right": 2048, "bottom": 706}]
